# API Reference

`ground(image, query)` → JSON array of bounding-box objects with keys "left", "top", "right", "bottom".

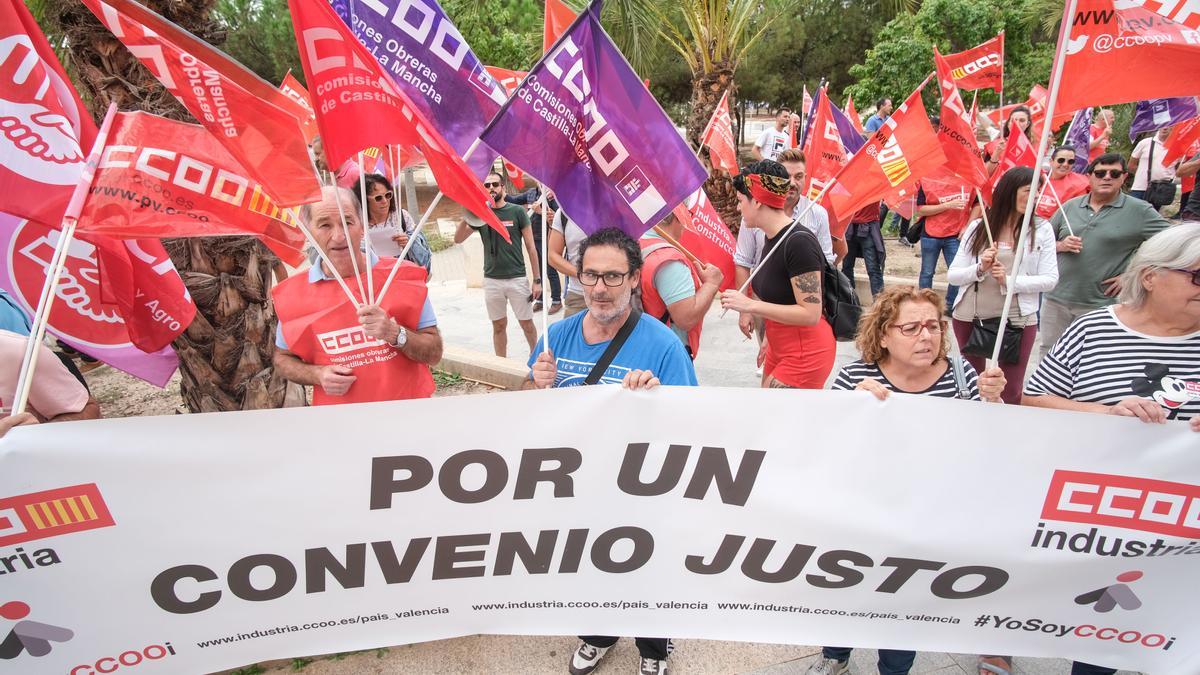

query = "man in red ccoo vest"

[{"left": 272, "top": 187, "right": 443, "bottom": 405}]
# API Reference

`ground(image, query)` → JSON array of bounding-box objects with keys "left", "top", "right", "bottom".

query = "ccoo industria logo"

[{"left": 0, "top": 484, "right": 115, "bottom": 547}]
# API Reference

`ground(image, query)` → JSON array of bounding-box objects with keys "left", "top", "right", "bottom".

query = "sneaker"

[
  {"left": 639, "top": 656, "right": 668, "bottom": 675},
  {"left": 549, "top": 301, "right": 563, "bottom": 314},
  {"left": 898, "top": 237, "right": 913, "bottom": 247},
  {"left": 533, "top": 300, "right": 544, "bottom": 312},
  {"left": 568, "top": 641, "right": 610, "bottom": 675},
  {"left": 804, "top": 657, "right": 849, "bottom": 675}
]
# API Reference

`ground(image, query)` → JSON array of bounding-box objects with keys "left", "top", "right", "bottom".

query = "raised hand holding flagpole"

[{"left": 12, "top": 103, "right": 117, "bottom": 415}]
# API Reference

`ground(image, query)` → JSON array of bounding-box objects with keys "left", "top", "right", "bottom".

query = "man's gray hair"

[
  {"left": 1119, "top": 223, "right": 1200, "bottom": 306},
  {"left": 298, "top": 186, "right": 361, "bottom": 226}
]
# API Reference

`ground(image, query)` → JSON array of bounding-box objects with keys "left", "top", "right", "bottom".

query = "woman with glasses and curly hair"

[
  {"left": 719, "top": 160, "right": 835, "bottom": 389},
  {"left": 806, "top": 285, "right": 1005, "bottom": 675}
]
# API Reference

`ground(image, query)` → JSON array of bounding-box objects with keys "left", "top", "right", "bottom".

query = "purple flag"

[
  {"left": 0, "top": 213, "right": 179, "bottom": 387},
  {"left": 479, "top": 5, "right": 707, "bottom": 238},
  {"left": 1129, "top": 97, "right": 1199, "bottom": 141},
  {"left": 1067, "top": 107, "right": 1093, "bottom": 173},
  {"left": 341, "top": 0, "right": 507, "bottom": 176},
  {"left": 800, "top": 89, "right": 863, "bottom": 155},
  {"left": 800, "top": 87, "right": 821, "bottom": 148}
]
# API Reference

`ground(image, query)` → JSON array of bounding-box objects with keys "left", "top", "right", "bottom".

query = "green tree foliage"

[
  {"left": 442, "top": 0, "right": 542, "bottom": 69},
  {"left": 213, "top": 0, "right": 301, "bottom": 84},
  {"left": 738, "top": 0, "right": 898, "bottom": 112},
  {"left": 845, "top": 0, "right": 1056, "bottom": 111}
]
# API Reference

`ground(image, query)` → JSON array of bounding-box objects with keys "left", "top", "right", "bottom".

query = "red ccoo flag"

[
  {"left": 1122, "top": 0, "right": 1200, "bottom": 29},
  {"left": 700, "top": 90, "right": 739, "bottom": 173},
  {"left": 1056, "top": 0, "right": 1200, "bottom": 114},
  {"left": 982, "top": 118, "right": 1038, "bottom": 203},
  {"left": 288, "top": 0, "right": 504, "bottom": 239},
  {"left": 844, "top": 94, "right": 866, "bottom": 135},
  {"left": 544, "top": 0, "right": 577, "bottom": 53},
  {"left": 940, "top": 33, "right": 1004, "bottom": 93},
  {"left": 278, "top": 71, "right": 320, "bottom": 144},
  {"left": 934, "top": 46, "right": 989, "bottom": 188},
  {"left": 672, "top": 189, "right": 736, "bottom": 291},
  {"left": 1164, "top": 116, "right": 1200, "bottom": 164},
  {"left": 76, "top": 111, "right": 309, "bottom": 266},
  {"left": 804, "top": 90, "right": 852, "bottom": 235},
  {"left": 826, "top": 80, "right": 946, "bottom": 224},
  {"left": 81, "top": 0, "right": 319, "bottom": 207},
  {"left": 0, "top": 0, "right": 98, "bottom": 227}
]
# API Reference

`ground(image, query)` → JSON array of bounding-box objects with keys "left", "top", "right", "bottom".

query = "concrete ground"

[{"left": 231, "top": 246, "right": 1133, "bottom": 675}]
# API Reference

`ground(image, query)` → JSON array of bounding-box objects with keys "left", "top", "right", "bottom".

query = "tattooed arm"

[{"left": 742, "top": 271, "right": 824, "bottom": 327}]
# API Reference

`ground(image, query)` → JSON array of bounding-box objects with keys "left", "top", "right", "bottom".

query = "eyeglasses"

[
  {"left": 1089, "top": 169, "right": 1125, "bottom": 179},
  {"left": 370, "top": 191, "right": 393, "bottom": 203},
  {"left": 483, "top": 181, "right": 502, "bottom": 188},
  {"left": 1053, "top": 157, "right": 1074, "bottom": 165},
  {"left": 891, "top": 319, "right": 945, "bottom": 337},
  {"left": 1168, "top": 268, "right": 1200, "bottom": 286},
  {"left": 579, "top": 270, "right": 632, "bottom": 287}
]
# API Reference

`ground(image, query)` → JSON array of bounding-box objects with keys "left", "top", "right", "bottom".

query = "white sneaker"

[
  {"left": 639, "top": 656, "right": 669, "bottom": 675},
  {"left": 805, "top": 657, "right": 849, "bottom": 675},
  {"left": 568, "top": 641, "right": 610, "bottom": 675}
]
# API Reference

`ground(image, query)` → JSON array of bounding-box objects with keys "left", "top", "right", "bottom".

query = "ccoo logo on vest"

[{"left": 317, "top": 326, "right": 384, "bottom": 355}]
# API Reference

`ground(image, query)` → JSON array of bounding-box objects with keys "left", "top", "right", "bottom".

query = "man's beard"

[{"left": 587, "top": 286, "right": 632, "bottom": 324}]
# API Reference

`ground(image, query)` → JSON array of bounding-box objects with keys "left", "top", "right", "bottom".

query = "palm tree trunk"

[
  {"left": 689, "top": 63, "right": 741, "bottom": 233},
  {"left": 46, "top": 0, "right": 304, "bottom": 411}
]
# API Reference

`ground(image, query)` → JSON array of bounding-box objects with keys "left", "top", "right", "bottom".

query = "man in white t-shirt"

[
  {"left": 752, "top": 108, "right": 792, "bottom": 161},
  {"left": 1129, "top": 127, "right": 1178, "bottom": 211}
]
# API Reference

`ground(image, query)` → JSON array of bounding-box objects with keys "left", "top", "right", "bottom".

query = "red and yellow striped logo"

[{"left": 0, "top": 484, "right": 115, "bottom": 547}]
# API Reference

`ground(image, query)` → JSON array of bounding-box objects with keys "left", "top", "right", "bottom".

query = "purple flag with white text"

[
  {"left": 341, "top": 0, "right": 508, "bottom": 176},
  {"left": 1067, "top": 108, "right": 1093, "bottom": 174},
  {"left": 479, "top": 4, "right": 707, "bottom": 238},
  {"left": 1129, "top": 97, "right": 1199, "bottom": 141}
]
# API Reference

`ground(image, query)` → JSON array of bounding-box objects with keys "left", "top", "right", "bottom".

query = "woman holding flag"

[
  {"left": 984, "top": 106, "right": 1033, "bottom": 170},
  {"left": 947, "top": 167, "right": 1059, "bottom": 405},
  {"left": 719, "top": 161, "right": 835, "bottom": 389},
  {"left": 1035, "top": 146, "right": 1091, "bottom": 219}
]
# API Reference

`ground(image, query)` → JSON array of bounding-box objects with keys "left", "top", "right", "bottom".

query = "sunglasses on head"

[
  {"left": 370, "top": 191, "right": 393, "bottom": 203},
  {"left": 484, "top": 181, "right": 502, "bottom": 188},
  {"left": 1089, "top": 169, "right": 1125, "bottom": 179}
]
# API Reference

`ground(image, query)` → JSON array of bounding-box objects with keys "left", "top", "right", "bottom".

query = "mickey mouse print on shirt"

[{"left": 1128, "top": 364, "right": 1200, "bottom": 420}]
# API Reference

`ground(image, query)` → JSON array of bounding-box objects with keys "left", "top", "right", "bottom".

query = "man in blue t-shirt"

[
  {"left": 525, "top": 228, "right": 696, "bottom": 390},
  {"left": 524, "top": 226, "right": 694, "bottom": 675},
  {"left": 864, "top": 96, "right": 893, "bottom": 135}
]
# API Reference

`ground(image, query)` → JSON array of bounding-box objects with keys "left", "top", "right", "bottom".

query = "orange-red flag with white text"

[
  {"left": 701, "top": 90, "right": 739, "bottom": 173},
  {"left": 940, "top": 33, "right": 1004, "bottom": 93},
  {"left": 934, "top": 47, "right": 989, "bottom": 189}
]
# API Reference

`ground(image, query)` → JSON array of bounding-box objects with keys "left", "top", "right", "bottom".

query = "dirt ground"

[{"left": 85, "top": 364, "right": 496, "bottom": 420}]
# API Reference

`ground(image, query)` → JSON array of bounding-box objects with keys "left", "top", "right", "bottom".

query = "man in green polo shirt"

[
  {"left": 1041, "top": 153, "right": 1171, "bottom": 354},
  {"left": 455, "top": 172, "right": 542, "bottom": 358}
]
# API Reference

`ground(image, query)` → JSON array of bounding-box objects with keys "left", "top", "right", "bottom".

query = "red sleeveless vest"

[
  {"left": 920, "top": 173, "right": 973, "bottom": 238},
  {"left": 638, "top": 239, "right": 702, "bottom": 358},
  {"left": 272, "top": 259, "right": 434, "bottom": 405}
]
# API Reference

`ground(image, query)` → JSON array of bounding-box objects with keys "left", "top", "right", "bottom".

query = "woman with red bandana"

[{"left": 720, "top": 160, "right": 835, "bottom": 388}]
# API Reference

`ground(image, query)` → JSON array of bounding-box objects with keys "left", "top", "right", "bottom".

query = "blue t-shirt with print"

[{"left": 527, "top": 310, "right": 697, "bottom": 387}]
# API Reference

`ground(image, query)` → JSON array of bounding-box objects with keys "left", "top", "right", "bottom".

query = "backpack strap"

[{"left": 583, "top": 309, "right": 643, "bottom": 385}]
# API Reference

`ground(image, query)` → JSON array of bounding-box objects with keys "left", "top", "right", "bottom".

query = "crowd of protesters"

[{"left": 5, "top": 101, "right": 1199, "bottom": 675}]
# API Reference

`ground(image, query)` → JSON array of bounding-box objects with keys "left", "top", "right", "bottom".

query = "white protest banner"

[{"left": 1, "top": 387, "right": 1197, "bottom": 673}]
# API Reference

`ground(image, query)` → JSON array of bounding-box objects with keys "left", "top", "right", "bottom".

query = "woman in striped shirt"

[
  {"left": 1022, "top": 228, "right": 1200, "bottom": 675},
  {"left": 809, "top": 286, "right": 1005, "bottom": 675},
  {"left": 1024, "top": 223, "right": 1200, "bottom": 433}
]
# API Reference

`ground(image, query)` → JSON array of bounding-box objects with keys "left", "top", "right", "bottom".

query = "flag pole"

[
  {"left": 974, "top": 188, "right": 995, "bottom": 248},
  {"left": 358, "top": 150, "right": 376, "bottom": 305},
  {"left": 12, "top": 103, "right": 117, "bottom": 415},
  {"left": 378, "top": 138, "right": 483, "bottom": 301},
  {"left": 332, "top": 169, "right": 367, "bottom": 303},
  {"left": 653, "top": 225, "right": 703, "bottom": 267},
  {"left": 1043, "top": 173, "right": 1077, "bottom": 236},
  {"left": 539, "top": 189, "right": 550, "bottom": 352},
  {"left": 990, "top": 0, "right": 1080, "bottom": 363}
]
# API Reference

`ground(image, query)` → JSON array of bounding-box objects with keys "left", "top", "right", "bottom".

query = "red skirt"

[{"left": 762, "top": 317, "right": 836, "bottom": 389}]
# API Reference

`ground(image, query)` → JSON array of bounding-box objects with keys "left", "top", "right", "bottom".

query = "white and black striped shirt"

[
  {"left": 1024, "top": 307, "right": 1200, "bottom": 421},
  {"left": 832, "top": 359, "right": 981, "bottom": 399}
]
